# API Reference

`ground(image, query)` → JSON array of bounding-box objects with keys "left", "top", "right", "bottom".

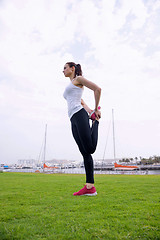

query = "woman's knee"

[{"left": 83, "top": 145, "right": 95, "bottom": 155}]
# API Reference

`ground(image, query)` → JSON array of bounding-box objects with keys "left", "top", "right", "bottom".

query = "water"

[{"left": 2, "top": 168, "right": 160, "bottom": 175}]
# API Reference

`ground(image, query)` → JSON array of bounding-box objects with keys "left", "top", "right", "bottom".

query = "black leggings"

[{"left": 71, "top": 108, "right": 99, "bottom": 183}]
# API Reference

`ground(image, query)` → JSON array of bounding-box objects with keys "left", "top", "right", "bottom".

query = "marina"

[
  {"left": 1, "top": 111, "right": 160, "bottom": 176},
  {"left": 1, "top": 165, "right": 160, "bottom": 175}
]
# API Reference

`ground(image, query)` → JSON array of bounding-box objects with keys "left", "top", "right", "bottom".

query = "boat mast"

[
  {"left": 112, "top": 109, "right": 116, "bottom": 160},
  {"left": 43, "top": 124, "right": 47, "bottom": 172}
]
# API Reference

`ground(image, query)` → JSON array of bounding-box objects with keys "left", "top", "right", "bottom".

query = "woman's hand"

[{"left": 95, "top": 109, "right": 101, "bottom": 120}]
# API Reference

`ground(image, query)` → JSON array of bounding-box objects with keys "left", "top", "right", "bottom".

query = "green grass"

[{"left": 0, "top": 173, "right": 160, "bottom": 240}]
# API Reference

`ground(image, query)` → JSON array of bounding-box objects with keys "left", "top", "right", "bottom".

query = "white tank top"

[{"left": 63, "top": 81, "right": 83, "bottom": 119}]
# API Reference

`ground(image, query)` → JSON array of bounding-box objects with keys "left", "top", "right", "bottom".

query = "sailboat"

[
  {"left": 111, "top": 109, "right": 139, "bottom": 171},
  {"left": 43, "top": 163, "right": 59, "bottom": 169},
  {"left": 114, "top": 162, "right": 138, "bottom": 170},
  {"left": 42, "top": 125, "right": 60, "bottom": 172},
  {"left": 42, "top": 124, "right": 47, "bottom": 172}
]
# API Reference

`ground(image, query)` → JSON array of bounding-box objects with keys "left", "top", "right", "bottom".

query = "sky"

[{"left": 0, "top": 0, "right": 160, "bottom": 164}]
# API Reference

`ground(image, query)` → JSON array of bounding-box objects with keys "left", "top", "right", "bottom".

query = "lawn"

[{"left": 0, "top": 172, "right": 160, "bottom": 239}]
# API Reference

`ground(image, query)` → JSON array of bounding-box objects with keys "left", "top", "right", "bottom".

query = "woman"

[{"left": 63, "top": 62, "right": 101, "bottom": 196}]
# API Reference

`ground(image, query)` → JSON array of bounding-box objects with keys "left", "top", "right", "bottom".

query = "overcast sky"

[{"left": 0, "top": 0, "right": 160, "bottom": 164}]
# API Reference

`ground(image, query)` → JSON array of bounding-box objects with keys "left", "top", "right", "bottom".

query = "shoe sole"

[
  {"left": 82, "top": 192, "right": 97, "bottom": 196},
  {"left": 89, "top": 110, "right": 96, "bottom": 120},
  {"left": 89, "top": 107, "right": 101, "bottom": 120}
]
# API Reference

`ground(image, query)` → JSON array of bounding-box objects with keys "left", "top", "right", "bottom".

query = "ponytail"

[{"left": 66, "top": 62, "right": 82, "bottom": 77}]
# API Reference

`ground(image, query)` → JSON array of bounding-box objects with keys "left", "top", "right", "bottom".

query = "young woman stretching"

[{"left": 63, "top": 62, "right": 101, "bottom": 196}]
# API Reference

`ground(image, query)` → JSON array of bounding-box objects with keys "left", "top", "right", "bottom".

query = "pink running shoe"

[
  {"left": 73, "top": 185, "right": 97, "bottom": 196},
  {"left": 89, "top": 106, "right": 101, "bottom": 121}
]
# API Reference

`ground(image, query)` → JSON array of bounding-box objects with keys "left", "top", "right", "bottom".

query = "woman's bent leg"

[
  {"left": 71, "top": 109, "right": 99, "bottom": 154},
  {"left": 91, "top": 120, "right": 99, "bottom": 151}
]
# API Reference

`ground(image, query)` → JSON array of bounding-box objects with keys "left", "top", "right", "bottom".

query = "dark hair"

[{"left": 66, "top": 62, "right": 82, "bottom": 77}]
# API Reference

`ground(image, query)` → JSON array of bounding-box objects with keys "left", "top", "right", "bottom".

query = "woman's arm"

[
  {"left": 77, "top": 76, "right": 101, "bottom": 119},
  {"left": 81, "top": 99, "right": 92, "bottom": 114}
]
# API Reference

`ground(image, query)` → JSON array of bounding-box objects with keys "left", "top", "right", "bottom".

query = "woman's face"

[{"left": 63, "top": 64, "right": 73, "bottom": 77}]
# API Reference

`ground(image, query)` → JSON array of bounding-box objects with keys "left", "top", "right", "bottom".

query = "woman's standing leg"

[
  {"left": 71, "top": 123, "right": 94, "bottom": 183},
  {"left": 71, "top": 109, "right": 99, "bottom": 188}
]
